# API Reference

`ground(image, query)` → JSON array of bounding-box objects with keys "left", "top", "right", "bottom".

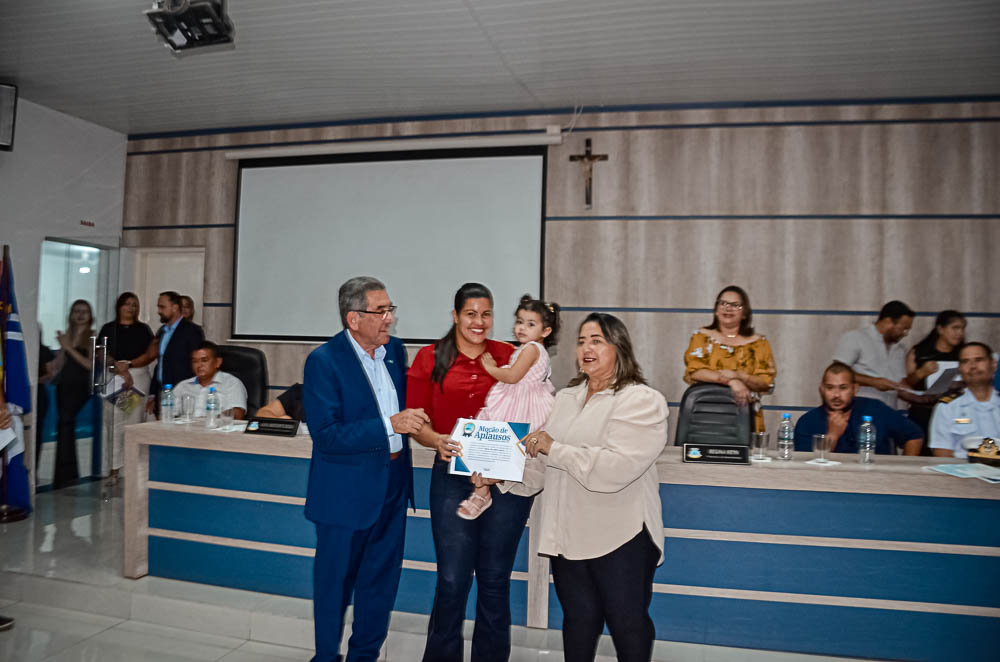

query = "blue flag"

[
  {"left": 1, "top": 250, "right": 33, "bottom": 513},
  {"left": 1, "top": 252, "right": 32, "bottom": 413}
]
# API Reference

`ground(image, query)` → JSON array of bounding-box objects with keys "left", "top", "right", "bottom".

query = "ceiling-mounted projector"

[{"left": 145, "top": 0, "right": 234, "bottom": 55}]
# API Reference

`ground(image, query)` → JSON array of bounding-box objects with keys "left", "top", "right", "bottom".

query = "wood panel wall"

[{"left": 123, "top": 101, "right": 1000, "bottom": 431}]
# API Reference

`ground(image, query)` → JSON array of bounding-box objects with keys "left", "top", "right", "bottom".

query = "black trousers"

[
  {"left": 550, "top": 529, "right": 660, "bottom": 662},
  {"left": 54, "top": 385, "right": 90, "bottom": 488}
]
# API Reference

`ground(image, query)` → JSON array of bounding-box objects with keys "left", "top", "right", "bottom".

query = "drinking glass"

[
  {"left": 219, "top": 408, "right": 235, "bottom": 431},
  {"left": 812, "top": 434, "right": 832, "bottom": 465},
  {"left": 181, "top": 395, "right": 195, "bottom": 423},
  {"left": 751, "top": 432, "right": 770, "bottom": 461}
]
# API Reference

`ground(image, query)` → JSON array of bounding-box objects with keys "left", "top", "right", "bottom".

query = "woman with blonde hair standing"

[{"left": 53, "top": 299, "right": 95, "bottom": 488}]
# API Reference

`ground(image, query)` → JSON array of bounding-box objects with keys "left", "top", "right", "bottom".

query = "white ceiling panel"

[{"left": 0, "top": 0, "right": 997, "bottom": 135}]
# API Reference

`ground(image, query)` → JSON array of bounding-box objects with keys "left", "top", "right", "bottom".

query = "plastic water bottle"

[
  {"left": 777, "top": 413, "right": 794, "bottom": 460},
  {"left": 161, "top": 384, "right": 174, "bottom": 424},
  {"left": 205, "top": 387, "right": 220, "bottom": 429},
  {"left": 859, "top": 415, "right": 876, "bottom": 464}
]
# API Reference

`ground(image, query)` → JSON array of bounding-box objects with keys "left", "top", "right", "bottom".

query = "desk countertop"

[{"left": 125, "top": 422, "right": 998, "bottom": 500}]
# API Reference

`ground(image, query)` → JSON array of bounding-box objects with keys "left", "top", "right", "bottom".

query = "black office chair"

[
  {"left": 219, "top": 345, "right": 269, "bottom": 416},
  {"left": 674, "top": 383, "right": 752, "bottom": 446}
]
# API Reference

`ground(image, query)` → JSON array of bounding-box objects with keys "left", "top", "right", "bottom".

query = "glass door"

[{"left": 36, "top": 239, "right": 121, "bottom": 491}]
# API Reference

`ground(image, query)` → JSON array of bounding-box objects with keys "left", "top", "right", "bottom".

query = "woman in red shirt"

[{"left": 408, "top": 282, "right": 532, "bottom": 662}]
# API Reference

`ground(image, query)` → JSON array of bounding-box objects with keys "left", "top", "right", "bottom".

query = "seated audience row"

[{"left": 250, "top": 287, "right": 993, "bottom": 460}]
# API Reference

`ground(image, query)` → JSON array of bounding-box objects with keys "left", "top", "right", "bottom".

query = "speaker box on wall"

[{"left": 0, "top": 84, "right": 17, "bottom": 152}]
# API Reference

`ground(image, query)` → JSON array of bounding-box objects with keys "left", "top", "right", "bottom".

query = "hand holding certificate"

[{"left": 448, "top": 418, "right": 530, "bottom": 481}]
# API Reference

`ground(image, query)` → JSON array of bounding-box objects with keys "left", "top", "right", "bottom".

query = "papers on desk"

[
  {"left": 924, "top": 463, "right": 1000, "bottom": 484},
  {"left": 448, "top": 418, "right": 529, "bottom": 481}
]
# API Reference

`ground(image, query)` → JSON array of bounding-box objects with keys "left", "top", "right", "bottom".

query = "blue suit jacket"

[
  {"left": 151, "top": 318, "right": 205, "bottom": 395},
  {"left": 303, "top": 330, "right": 414, "bottom": 530}
]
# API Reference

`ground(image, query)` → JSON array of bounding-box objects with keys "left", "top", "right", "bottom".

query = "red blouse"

[{"left": 407, "top": 339, "right": 516, "bottom": 435}]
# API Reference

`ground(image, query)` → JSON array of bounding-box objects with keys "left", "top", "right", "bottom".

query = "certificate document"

[{"left": 448, "top": 418, "right": 530, "bottom": 481}]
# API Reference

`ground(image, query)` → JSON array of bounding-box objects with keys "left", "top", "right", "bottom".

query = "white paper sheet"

[{"left": 448, "top": 418, "right": 528, "bottom": 481}]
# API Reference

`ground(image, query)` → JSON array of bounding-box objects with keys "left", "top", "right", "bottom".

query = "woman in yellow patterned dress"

[{"left": 683, "top": 285, "right": 777, "bottom": 431}]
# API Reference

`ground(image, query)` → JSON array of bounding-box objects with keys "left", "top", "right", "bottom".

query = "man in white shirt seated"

[
  {"left": 173, "top": 341, "right": 248, "bottom": 420},
  {"left": 929, "top": 342, "right": 1000, "bottom": 458}
]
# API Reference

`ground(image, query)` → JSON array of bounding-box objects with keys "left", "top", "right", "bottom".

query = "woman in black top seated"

[
  {"left": 903, "top": 310, "right": 966, "bottom": 436},
  {"left": 97, "top": 292, "right": 155, "bottom": 484},
  {"left": 256, "top": 383, "right": 305, "bottom": 421}
]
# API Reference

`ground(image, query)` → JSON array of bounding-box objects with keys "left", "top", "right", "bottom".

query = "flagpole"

[{"left": 0, "top": 245, "right": 29, "bottom": 522}]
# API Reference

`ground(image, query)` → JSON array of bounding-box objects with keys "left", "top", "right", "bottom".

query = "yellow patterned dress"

[{"left": 683, "top": 330, "right": 777, "bottom": 431}]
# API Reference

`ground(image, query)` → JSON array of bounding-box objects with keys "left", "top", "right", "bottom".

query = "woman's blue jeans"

[{"left": 422, "top": 460, "right": 533, "bottom": 662}]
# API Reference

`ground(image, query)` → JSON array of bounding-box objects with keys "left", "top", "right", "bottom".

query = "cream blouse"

[{"left": 521, "top": 381, "right": 669, "bottom": 562}]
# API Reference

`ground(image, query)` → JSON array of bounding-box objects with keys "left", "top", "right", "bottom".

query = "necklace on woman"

[{"left": 724, "top": 332, "right": 738, "bottom": 339}]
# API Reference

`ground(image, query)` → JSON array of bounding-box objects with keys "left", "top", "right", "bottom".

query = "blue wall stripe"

[
  {"left": 653, "top": 592, "right": 996, "bottom": 660},
  {"left": 202, "top": 302, "right": 232, "bottom": 307},
  {"left": 660, "top": 484, "right": 1000, "bottom": 548},
  {"left": 560, "top": 306, "right": 1000, "bottom": 318},
  {"left": 148, "top": 536, "right": 530, "bottom": 624},
  {"left": 544, "top": 588, "right": 999, "bottom": 660},
  {"left": 149, "top": 446, "right": 310, "bottom": 497},
  {"left": 127, "top": 94, "right": 1000, "bottom": 141},
  {"left": 122, "top": 223, "right": 235, "bottom": 230},
  {"left": 149, "top": 490, "right": 316, "bottom": 548},
  {"left": 149, "top": 535, "right": 314, "bottom": 599},
  {"left": 413, "top": 467, "right": 431, "bottom": 511},
  {"left": 547, "top": 213, "right": 1000, "bottom": 221},
  {"left": 654, "top": 538, "right": 999, "bottom": 608}
]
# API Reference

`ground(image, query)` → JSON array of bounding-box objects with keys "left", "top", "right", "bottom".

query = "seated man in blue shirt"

[{"left": 794, "top": 361, "right": 923, "bottom": 455}]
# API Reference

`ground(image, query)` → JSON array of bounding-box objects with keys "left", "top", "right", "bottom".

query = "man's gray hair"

[{"left": 338, "top": 276, "right": 386, "bottom": 327}]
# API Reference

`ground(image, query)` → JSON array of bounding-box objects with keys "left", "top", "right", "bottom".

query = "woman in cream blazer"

[{"left": 522, "top": 312, "right": 668, "bottom": 662}]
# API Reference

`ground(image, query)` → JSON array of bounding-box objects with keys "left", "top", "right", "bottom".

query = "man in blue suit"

[{"left": 303, "top": 276, "right": 429, "bottom": 662}]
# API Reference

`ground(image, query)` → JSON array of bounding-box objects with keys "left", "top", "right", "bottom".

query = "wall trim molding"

[{"left": 127, "top": 94, "right": 1000, "bottom": 141}]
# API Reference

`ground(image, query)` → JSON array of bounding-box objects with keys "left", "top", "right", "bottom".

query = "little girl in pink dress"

[{"left": 457, "top": 295, "right": 561, "bottom": 519}]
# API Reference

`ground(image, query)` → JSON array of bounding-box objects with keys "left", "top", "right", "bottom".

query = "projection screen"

[{"left": 233, "top": 147, "right": 546, "bottom": 341}]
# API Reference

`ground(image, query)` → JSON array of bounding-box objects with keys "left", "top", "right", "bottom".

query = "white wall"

[{"left": 0, "top": 98, "right": 126, "bottom": 467}]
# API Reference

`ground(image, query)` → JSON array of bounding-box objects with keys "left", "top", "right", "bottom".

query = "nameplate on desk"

[
  {"left": 244, "top": 417, "right": 300, "bottom": 437},
  {"left": 682, "top": 443, "right": 750, "bottom": 465}
]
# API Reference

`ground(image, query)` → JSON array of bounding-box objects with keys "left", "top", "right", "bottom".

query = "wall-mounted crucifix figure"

[{"left": 569, "top": 138, "right": 608, "bottom": 210}]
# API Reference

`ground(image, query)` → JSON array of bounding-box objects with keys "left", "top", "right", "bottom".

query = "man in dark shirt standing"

[{"left": 794, "top": 361, "right": 923, "bottom": 455}]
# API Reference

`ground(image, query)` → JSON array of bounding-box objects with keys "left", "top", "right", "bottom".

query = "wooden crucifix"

[{"left": 569, "top": 138, "right": 608, "bottom": 209}]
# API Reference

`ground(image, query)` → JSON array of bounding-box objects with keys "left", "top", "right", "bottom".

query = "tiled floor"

[{"left": 0, "top": 481, "right": 863, "bottom": 661}]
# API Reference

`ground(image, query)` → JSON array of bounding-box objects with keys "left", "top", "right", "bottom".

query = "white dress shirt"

[
  {"left": 346, "top": 332, "right": 402, "bottom": 453},
  {"left": 929, "top": 389, "right": 1000, "bottom": 458},
  {"left": 173, "top": 370, "right": 248, "bottom": 417}
]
